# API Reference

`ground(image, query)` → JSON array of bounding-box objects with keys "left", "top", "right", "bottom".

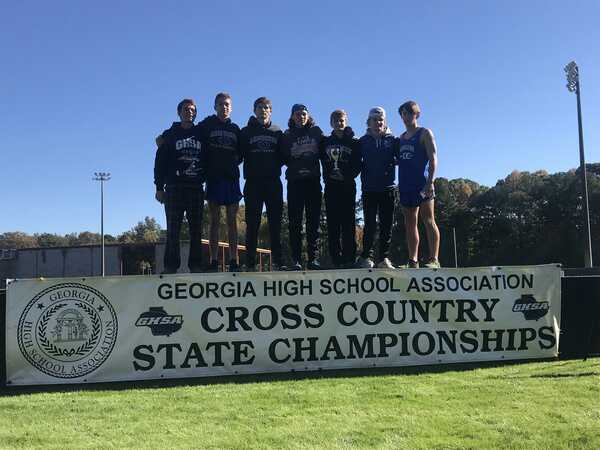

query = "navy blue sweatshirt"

[
  {"left": 320, "top": 127, "right": 361, "bottom": 186},
  {"left": 199, "top": 115, "right": 241, "bottom": 182},
  {"left": 281, "top": 125, "right": 323, "bottom": 182},
  {"left": 154, "top": 122, "right": 206, "bottom": 190},
  {"left": 359, "top": 131, "right": 396, "bottom": 192},
  {"left": 239, "top": 116, "right": 284, "bottom": 179}
]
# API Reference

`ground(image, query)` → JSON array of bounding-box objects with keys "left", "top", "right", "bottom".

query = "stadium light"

[
  {"left": 564, "top": 61, "right": 593, "bottom": 268},
  {"left": 93, "top": 172, "right": 111, "bottom": 276}
]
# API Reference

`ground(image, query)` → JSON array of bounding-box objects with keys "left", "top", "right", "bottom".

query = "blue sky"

[{"left": 2, "top": 1, "right": 599, "bottom": 235}]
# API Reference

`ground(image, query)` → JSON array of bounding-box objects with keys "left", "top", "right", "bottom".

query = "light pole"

[
  {"left": 93, "top": 172, "right": 111, "bottom": 276},
  {"left": 453, "top": 227, "right": 458, "bottom": 268},
  {"left": 564, "top": 61, "right": 593, "bottom": 268}
]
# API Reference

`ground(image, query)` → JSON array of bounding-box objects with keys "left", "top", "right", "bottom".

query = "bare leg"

[
  {"left": 209, "top": 201, "right": 221, "bottom": 261},
  {"left": 419, "top": 199, "right": 440, "bottom": 261},
  {"left": 226, "top": 203, "right": 239, "bottom": 261},
  {"left": 402, "top": 206, "right": 420, "bottom": 262}
]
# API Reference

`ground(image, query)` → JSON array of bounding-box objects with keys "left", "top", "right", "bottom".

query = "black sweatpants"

[
  {"left": 164, "top": 185, "right": 204, "bottom": 271},
  {"left": 287, "top": 177, "right": 322, "bottom": 263},
  {"left": 361, "top": 188, "right": 395, "bottom": 261},
  {"left": 324, "top": 182, "right": 357, "bottom": 267},
  {"left": 244, "top": 177, "right": 283, "bottom": 266}
]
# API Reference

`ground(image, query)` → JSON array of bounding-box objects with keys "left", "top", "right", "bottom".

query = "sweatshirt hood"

[
  {"left": 247, "top": 116, "right": 280, "bottom": 132},
  {"left": 204, "top": 114, "right": 231, "bottom": 125},
  {"left": 331, "top": 126, "right": 355, "bottom": 139},
  {"left": 366, "top": 127, "right": 393, "bottom": 138}
]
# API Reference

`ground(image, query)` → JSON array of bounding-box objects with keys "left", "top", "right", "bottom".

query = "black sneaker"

[
  {"left": 189, "top": 265, "right": 203, "bottom": 273},
  {"left": 289, "top": 261, "right": 303, "bottom": 271},
  {"left": 399, "top": 259, "right": 419, "bottom": 269},
  {"left": 307, "top": 259, "right": 321, "bottom": 270},
  {"left": 207, "top": 260, "right": 219, "bottom": 272},
  {"left": 161, "top": 267, "right": 177, "bottom": 275},
  {"left": 228, "top": 260, "right": 240, "bottom": 272}
]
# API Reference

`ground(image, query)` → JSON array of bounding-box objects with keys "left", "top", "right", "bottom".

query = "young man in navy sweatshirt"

[
  {"left": 154, "top": 99, "right": 206, "bottom": 273},
  {"left": 199, "top": 92, "right": 242, "bottom": 272},
  {"left": 358, "top": 107, "right": 397, "bottom": 269},
  {"left": 320, "top": 110, "right": 361, "bottom": 268},
  {"left": 281, "top": 104, "right": 324, "bottom": 270},
  {"left": 239, "top": 97, "right": 285, "bottom": 271}
]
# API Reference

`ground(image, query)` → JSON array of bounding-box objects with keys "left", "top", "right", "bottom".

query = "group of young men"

[{"left": 153, "top": 93, "right": 440, "bottom": 274}]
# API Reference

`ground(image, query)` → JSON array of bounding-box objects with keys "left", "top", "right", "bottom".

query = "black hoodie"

[
  {"left": 281, "top": 125, "right": 323, "bottom": 182},
  {"left": 239, "top": 116, "right": 284, "bottom": 179},
  {"left": 198, "top": 115, "right": 241, "bottom": 182},
  {"left": 319, "top": 127, "right": 361, "bottom": 186},
  {"left": 154, "top": 122, "right": 206, "bottom": 190}
]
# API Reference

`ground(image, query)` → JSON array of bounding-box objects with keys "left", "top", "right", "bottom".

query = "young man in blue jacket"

[
  {"left": 358, "top": 107, "right": 397, "bottom": 269},
  {"left": 397, "top": 101, "right": 440, "bottom": 268},
  {"left": 320, "top": 110, "right": 361, "bottom": 268},
  {"left": 154, "top": 99, "right": 206, "bottom": 273}
]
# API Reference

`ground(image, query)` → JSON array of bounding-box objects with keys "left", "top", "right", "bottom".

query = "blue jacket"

[{"left": 359, "top": 132, "right": 396, "bottom": 192}]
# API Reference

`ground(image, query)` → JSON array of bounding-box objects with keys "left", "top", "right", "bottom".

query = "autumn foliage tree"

[{"left": 2, "top": 165, "right": 599, "bottom": 268}]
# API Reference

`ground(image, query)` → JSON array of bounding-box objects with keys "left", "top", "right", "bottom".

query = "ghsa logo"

[
  {"left": 135, "top": 307, "right": 183, "bottom": 336},
  {"left": 512, "top": 294, "right": 550, "bottom": 321}
]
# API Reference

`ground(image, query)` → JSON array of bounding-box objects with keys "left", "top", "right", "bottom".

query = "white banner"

[{"left": 5, "top": 265, "right": 561, "bottom": 385}]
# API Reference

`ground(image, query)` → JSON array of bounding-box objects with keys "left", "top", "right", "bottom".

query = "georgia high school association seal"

[{"left": 17, "top": 283, "right": 118, "bottom": 379}]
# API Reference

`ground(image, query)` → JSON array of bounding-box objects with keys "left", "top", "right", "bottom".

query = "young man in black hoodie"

[
  {"left": 199, "top": 92, "right": 242, "bottom": 272},
  {"left": 320, "top": 110, "right": 361, "bottom": 268},
  {"left": 282, "top": 104, "right": 324, "bottom": 270},
  {"left": 154, "top": 99, "right": 206, "bottom": 273},
  {"left": 239, "top": 97, "right": 284, "bottom": 271}
]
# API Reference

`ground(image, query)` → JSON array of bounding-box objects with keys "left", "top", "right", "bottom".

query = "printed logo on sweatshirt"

[
  {"left": 250, "top": 135, "right": 278, "bottom": 151},
  {"left": 325, "top": 145, "right": 352, "bottom": 162},
  {"left": 209, "top": 130, "right": 238, "bottom": 151},
  {"left": 176, "top": 137, "right": 201, "bottom": 150},
  {"left": 291, "top": 136, "right": 318, "bottom": 159}
]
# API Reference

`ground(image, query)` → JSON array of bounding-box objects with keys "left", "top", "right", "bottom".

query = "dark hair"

[
  {"left": 398, "top": 100, "right": 420, "bottom": 115},
  {"left": 288, "top": 111, "right": 315, "bottom": 129},
  {"left": 214, "top": 92, "right": 232, "bottom": 106},
  {"left": 177, "top": 98, "right": 196, "bottom": 114},
  {"left": 253, "top": 97, "right": 272, "bottom": 110}
]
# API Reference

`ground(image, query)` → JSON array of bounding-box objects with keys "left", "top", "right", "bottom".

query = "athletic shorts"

[
  {"left": 399, "top": 190, "right": 434, "bottom": 208},
  {"left": 206, "top": 179, "right": 243, "bottom": 206}
]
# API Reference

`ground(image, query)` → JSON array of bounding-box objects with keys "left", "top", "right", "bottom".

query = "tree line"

[{"left": 2, "top": 164, "right": 598, "bottom": 268}]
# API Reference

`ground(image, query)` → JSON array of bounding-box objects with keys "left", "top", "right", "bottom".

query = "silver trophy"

[{"left": 330, "top": 147, "right": 344, "bottom": 181}]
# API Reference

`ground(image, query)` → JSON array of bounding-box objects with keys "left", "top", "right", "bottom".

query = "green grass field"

[{"left": 1, "top": 358, "right": 599, "bottom": 450}]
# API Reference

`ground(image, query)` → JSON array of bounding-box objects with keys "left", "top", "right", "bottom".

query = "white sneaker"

[
  {"left": 377, "top": 258, "right": 395, "bottom": 269},
  {"left": 356, "top": 257, "right": 375, "bottom": 268}
]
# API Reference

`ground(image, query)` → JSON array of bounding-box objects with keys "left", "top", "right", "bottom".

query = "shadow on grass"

[
  {"left": 0, "top": 357, "right": 566, "bottom": 397},
  {"left": 528, "top": 371, "right": 600, "bottom": 378},
  {"left": 486, "top": 358, "right": 600, "bottom": 379}
]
